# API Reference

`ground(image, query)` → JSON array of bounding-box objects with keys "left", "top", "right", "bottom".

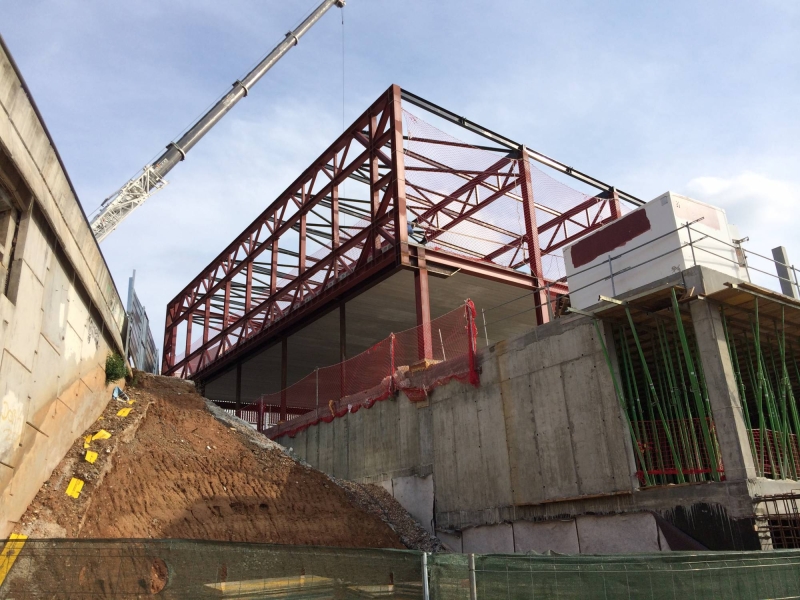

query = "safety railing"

[
  {"left": 224, "top": 301, "right": 479, "bottom": 439},
  {"left": 479, "top": 218, "right": 798, "bottom": 345}
]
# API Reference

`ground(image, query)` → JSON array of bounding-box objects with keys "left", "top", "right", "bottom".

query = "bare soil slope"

[{"left": 16, "top": 373, "right": 405, "bottom": 548}]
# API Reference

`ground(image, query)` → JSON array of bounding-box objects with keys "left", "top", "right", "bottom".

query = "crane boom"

[{"left": 90, "top": 0, "right": 345, "bottom": 242}]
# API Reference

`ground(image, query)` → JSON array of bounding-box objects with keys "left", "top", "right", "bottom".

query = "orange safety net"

[{"left": 230, "top": 301, "right": 479, "bottom": 439}]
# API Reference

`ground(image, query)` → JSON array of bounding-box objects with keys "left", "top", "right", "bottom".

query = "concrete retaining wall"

[
  {"left": 0, "top": 39, "right": 125, "bottom": 536},
  {"left": 278, "top": 315, "right": 639, "bottom": 544}
]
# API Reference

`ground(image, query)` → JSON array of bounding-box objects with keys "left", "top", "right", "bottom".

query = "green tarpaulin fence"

[{"left": 2, "top": 539, "right": 800, "bottom": 599}]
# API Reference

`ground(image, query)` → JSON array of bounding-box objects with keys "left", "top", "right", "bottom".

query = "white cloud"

[{"left": 684, "top": 172, "right": 800, "bottom": 292}]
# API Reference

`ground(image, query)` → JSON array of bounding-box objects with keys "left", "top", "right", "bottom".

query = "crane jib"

[{"left": 91, "top": 0, "right": 345, "bottom": 242}]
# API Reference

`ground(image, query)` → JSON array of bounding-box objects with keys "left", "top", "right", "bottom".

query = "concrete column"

[{"left": 690, "top": 299, "right": 757, "bottom": 481}]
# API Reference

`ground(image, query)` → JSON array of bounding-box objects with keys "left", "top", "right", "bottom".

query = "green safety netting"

[
  {"left": 430, "top": 550, "right": 800, "bottom": 600},
  {"left": 3, "top": 539, "right": 800, "bottom": 599}
]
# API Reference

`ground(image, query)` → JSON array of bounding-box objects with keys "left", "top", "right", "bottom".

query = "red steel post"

[
  {"left": 414, "top": 248, "right": 433, "bottom": 360},
  {"left": 389, "top": 84, "right": 409, "bottom": 265},
  {"left": 518, "top": 148, "right": 550, "bottom": 326},
  {"left": 280, "top": 337, "right": 288, "bottom": 422}
]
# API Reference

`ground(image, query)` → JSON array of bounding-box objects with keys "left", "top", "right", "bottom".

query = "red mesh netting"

[
  {"left": 229, "top": 301, "right": 479, "bottom": 439},
  {"left": 633, "top": 418, "right": 725, "bottom": 485}
]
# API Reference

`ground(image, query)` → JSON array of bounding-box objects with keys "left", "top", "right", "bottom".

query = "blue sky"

[{"left": 3, "top": 0, "right": 799, "bottom": 349}]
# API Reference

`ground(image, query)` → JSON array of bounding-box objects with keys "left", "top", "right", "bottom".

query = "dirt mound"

[{"left": 15, "top": 373, "right": 411, "bottom": 548}]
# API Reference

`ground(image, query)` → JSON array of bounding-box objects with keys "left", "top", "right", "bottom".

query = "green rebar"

[
  {"left": 721, "top": 308, "right": 758, "bottom": 474},
  {"left": 619, "top": 326, "right": 658, "bottom": 478},
  {"left": 657, "top": 320, "right": 699, "bottom": 480},
  {"left": 593, "top": 319, "right": 653, "bottom": 487},
  {"left": 624, "top": 305, "right": 685, "bottom": 484},
  {"left": 669, "top": 289, "right": 720, "bottom": 481}
]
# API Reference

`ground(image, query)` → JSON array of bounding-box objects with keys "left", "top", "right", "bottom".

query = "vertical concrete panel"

[
  {"left": 331, "top": 415, "right": 349, "bottom": 478},
  {"left": 391, "top": 474, "right": 435, "bottom": 535},
  {"left": 417, "top": 403, "right": 433, "bottom": 470},
  {"left": 462, "top": 524, "right": 515, "bottom": 554},
  {"left": 4, "top": 263, "right": 44, "bottom": 370},
  {"left": 576, "top": 513, "right": 664, "bottom": 553},
  {"left": 432, "top": 395, "right": 459, "bottom": 513},
  {"left": 499, "top": 371, "right": 544, "bottom": 506},
  {"left": 529, "top": 365, "right": 580, "bottom": 500},
  {"left": 348, "top": 408, "right": 365, "bottom": 480},
  {"left": 317, "top": 420, "right": 335, "bottom": 475},
  {"left": 474, "top": 382, "right": 514, "bottom": 510},
  {"left": 0, "top": 351, "right": 29, "bottom": 463},
  {"left": 305, "top": 424, "right": 320, "bottom": 468},
  {"left": 397, "top": 395, "right": 421, "bottom": 472},
  {"left": 513, "top": 520, "right": 580, "bottom": 554},
  {"left": 562, "top": 355, "right": 624, "bottom": 496},
  {"left": 437, "top": 531, "right": 463, "bottom": 553}
]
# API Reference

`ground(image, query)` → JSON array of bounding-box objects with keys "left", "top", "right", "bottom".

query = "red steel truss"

[{"left": 162, "top": 85, "right": 628, "bottom": 380}]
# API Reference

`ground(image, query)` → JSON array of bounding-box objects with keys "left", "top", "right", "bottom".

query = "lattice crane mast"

[{"left": 90, "top": 0, "right": 345, "bottom": 242}]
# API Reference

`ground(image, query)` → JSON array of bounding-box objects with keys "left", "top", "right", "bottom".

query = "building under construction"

[{"left": 161, "top": 85, "right": 800, "bottom": 553}]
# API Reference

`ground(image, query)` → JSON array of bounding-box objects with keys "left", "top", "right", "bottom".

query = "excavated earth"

[{"left": 15, "top": 372, "right": 438, "bottom": 550}]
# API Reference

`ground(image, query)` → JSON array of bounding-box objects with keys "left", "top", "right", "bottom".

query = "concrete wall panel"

[
  {"left": 462, "top": 524, "right": 514, "bottom": 554},
  {"left": 513, "top": 520, "right": 580, "bottom": 554},
  {"left": 529, "top": 365, "right": 580, "bottom": 501},
  {"left": 0, "top": 41, "right": 126, "bottom": 536},
  {"left": 576, "top": 513, "right": 662, "bottom": 553},
  {"left": 392, "top": 474, "right": 434, "bottom": 535}
]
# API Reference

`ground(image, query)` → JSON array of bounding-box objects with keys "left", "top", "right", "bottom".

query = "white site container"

[{"left": 563, "top": 192, "right": 747, "bottom": 310}]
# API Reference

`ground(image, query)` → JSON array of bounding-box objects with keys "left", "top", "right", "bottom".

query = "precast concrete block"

[
  {"left": 4, "top": 263, "right": 44, "bottom": 370},
  {"left": 27, "top": 334, "right": 61, "bottom": 417},
  {"left": 17, "top": 214, "right": 52, "bottom": 286},
  {"left": 437, "top": 530, "right": 462, "bottom": 553},
  {"left": 0, "top": 350, "right": 29, "bottom": 463},
  {"left": 513, "top": 520, "right": 580, "bottom": 554},
  {"left": 462, "top": 524, "right": 514, "bottom": 554},
  {"left": 392, "top": 474, "right": 435, "bottom": 535},
  {"left": 41, "top": 259, "right": 69, "bottom": 354},
  {"left": 576, "top": 512, "right": 664, "bottom": 554}
]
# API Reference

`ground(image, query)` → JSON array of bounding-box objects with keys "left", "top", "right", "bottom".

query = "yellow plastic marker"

[
  {"left": 117, "top": 407, "right": 132, "bottom": 417},
  {"left": 92, "top": 429, "right": 111, "bottom": 441},
  {"left": 83, "top": 435, "right": 92, "bottom": 449},
  {"left": 65, "top": 478, "right": 84, "bottom": 498},
  {"left": 0, "top": 533, "right": 27, "bottom": 587},
  {"left": 85, "top": 451, "right": 98, "bottom": 464},
  {"left": 128, "top": 399, "right": 135, "bottom": 405}
]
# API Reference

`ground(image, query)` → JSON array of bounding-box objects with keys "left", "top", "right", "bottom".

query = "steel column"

[
  {"left": 280, "top": 337, "right": 288, "bottom": 422},
  {"left": 415, "top": 248, "right": 433, "bottom": 360},
  {"left": 235, "top": 362, "right": 242, "bottom": 418},
  {"left": 519, "top": 148, "right": 549, "bottom": 325}
]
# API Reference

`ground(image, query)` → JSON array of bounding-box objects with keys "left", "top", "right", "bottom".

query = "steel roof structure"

[{"left": 162, "top": 85, "right": 637, "bottom": 382}]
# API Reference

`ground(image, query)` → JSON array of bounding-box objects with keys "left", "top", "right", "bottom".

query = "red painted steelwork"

[{"left": 162, "top": 86, "right": 626, "bottom": 380}]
